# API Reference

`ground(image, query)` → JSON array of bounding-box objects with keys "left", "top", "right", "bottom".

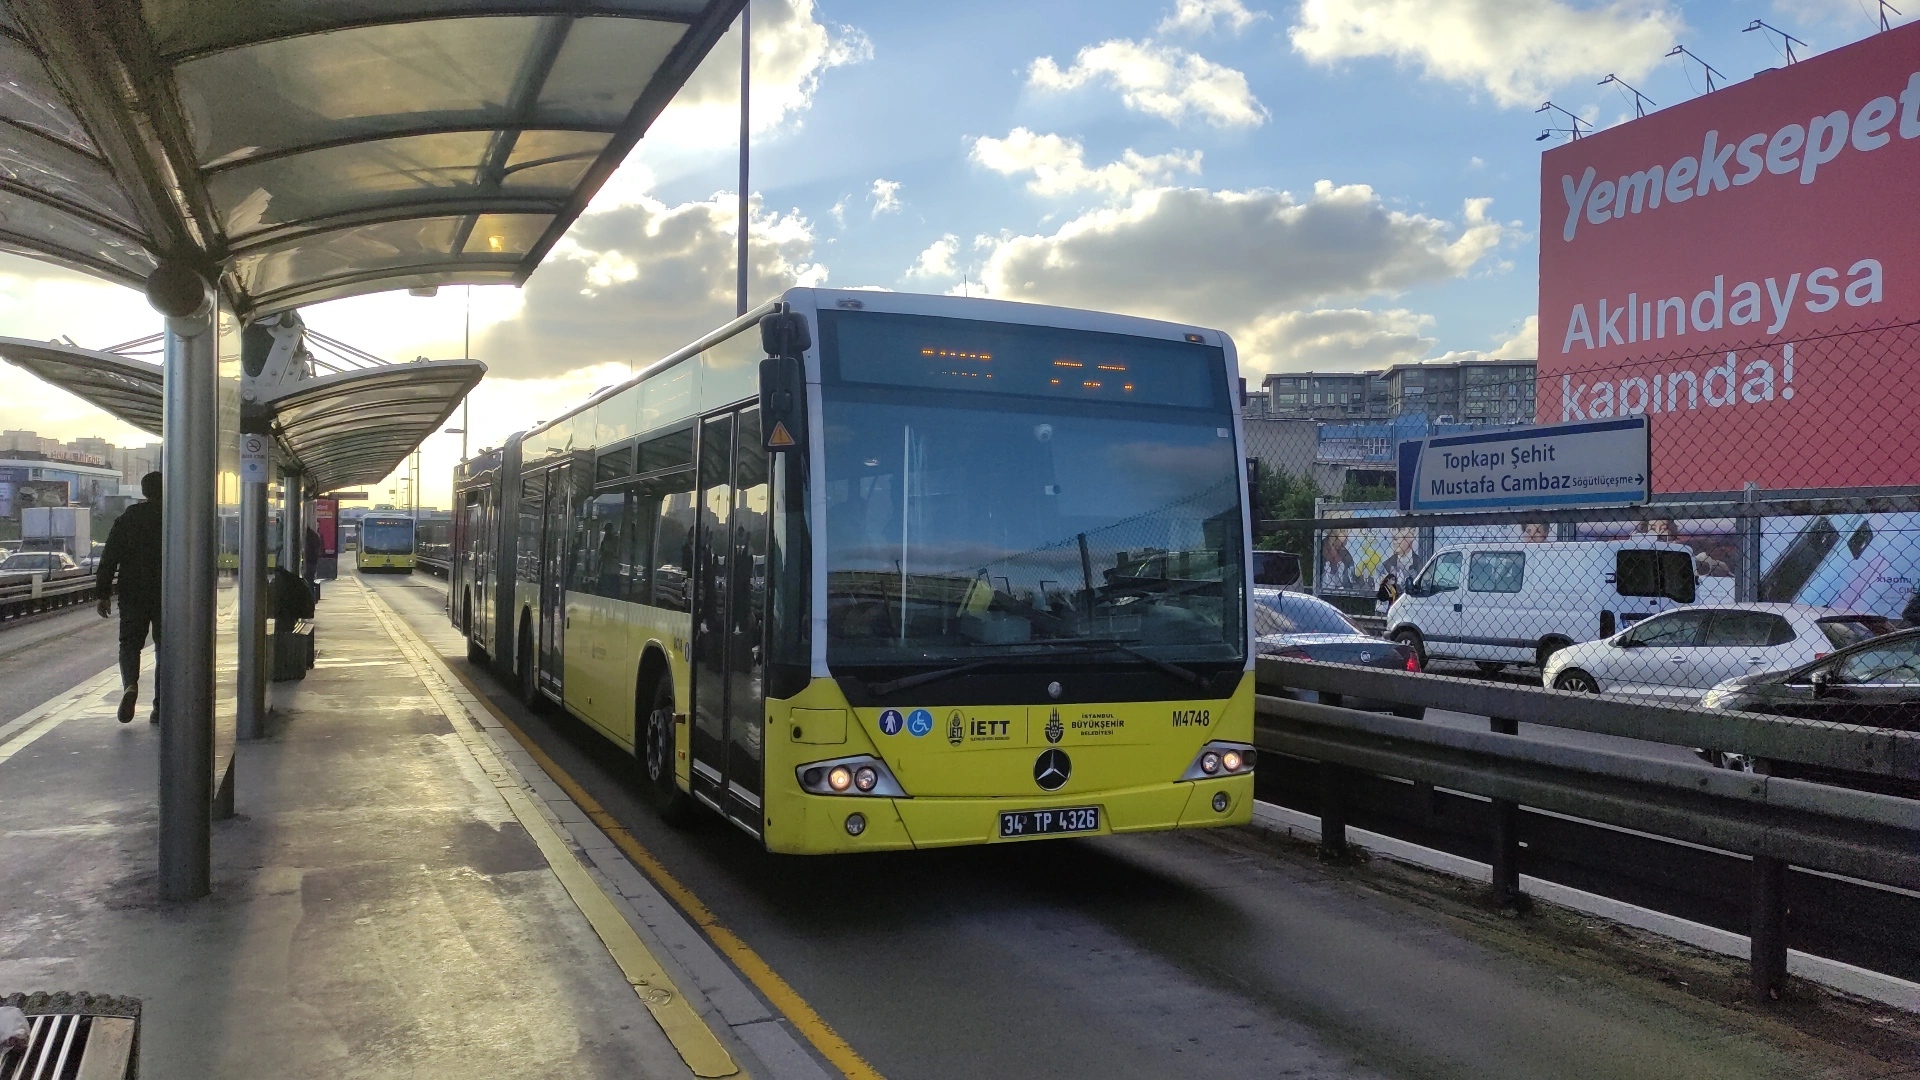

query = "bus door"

[
  {"left": 539, "top": 463, "right": 572, "bottom": 697},
  {"left": 690, "top": 407, "right": 770, "bottom": 829}
]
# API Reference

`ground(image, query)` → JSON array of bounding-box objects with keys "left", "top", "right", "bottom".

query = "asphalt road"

[
  {"left": 0, "top": 602, "right": 122, "bottom": 724},
  {"left": 360, "top": 570, "right": 1891, "bottom": 1080}
]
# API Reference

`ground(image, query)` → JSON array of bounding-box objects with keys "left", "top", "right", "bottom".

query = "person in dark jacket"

[
  {"left": 303, "top": 524, "right": 321, "bottom": 586},
  {"left": 1905, "top": 587, "right": 1920, "bottom": 628},
  {"left": 96, "top": 471, "right": 162, "bottom": 724}
]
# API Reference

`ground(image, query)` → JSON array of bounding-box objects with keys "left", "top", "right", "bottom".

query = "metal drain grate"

[{"left": 0, "top": 995, "right": 137, "bottom": 1080}]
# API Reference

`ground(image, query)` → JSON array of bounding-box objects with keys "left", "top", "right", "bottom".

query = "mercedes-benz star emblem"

[{"left": 1033, "top": 749, "right": 1071, "bottom": 791}]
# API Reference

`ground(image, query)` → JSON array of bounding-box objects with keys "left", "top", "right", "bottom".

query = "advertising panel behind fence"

[{"left": 1538, "top": 20, "right": 1920, "bottom": 493}]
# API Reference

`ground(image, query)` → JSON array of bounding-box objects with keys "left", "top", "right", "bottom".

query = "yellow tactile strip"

[{"left": 359, "top": 581, "right": 742, "bottom": 1079}]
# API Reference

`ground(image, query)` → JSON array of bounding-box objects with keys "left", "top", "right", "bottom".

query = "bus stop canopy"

[
  {"left": 0, "top": 335, "right": 483, "bottom": 493},
  {"left": 0, "top": 0, "right": 744, "bottom": 316},
  {"left": 267, "top": 360, "right": 482, "bottom": 493},
  {"left": 0, "top": 335, "right": 164, "bottom": 433}
]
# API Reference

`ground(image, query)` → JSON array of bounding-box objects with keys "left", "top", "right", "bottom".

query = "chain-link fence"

[{"left": 1242, "top": 319, "right": 1920, "bottom": 781}]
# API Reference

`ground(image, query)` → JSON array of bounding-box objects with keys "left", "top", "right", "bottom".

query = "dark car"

[
  {"left": 1698, "top": 625, "right": 1920, "bottom": 796},
  {"left": 1252, "top": 550, "right": 1302, "bottom": 587},
  {"left": 1253, "top": 587, "right": 1424, "bottom": 719},
  {"left": 0, "top": 550, "right": 79, "bottom": 585}
]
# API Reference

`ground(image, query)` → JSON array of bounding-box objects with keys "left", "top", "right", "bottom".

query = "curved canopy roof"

[
  {"left": 0, "top": 336, "right": 482, "bottom": 493},
  {"left": 0, "top": 0, "right": 744, "bottom": 316},
  {"left": 0, "top": 335, "right": 164, "bottom": 434},
  {"left": 268, "top": 360, "right": 483, "bottom": 493}
]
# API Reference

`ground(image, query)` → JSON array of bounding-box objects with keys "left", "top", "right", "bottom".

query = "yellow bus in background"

[
  {"left": 451, "top": 289, "right": 1255, "bottom": 854},
  {"left": 356, "top": 514, "right": 416, "bottom": 573}
]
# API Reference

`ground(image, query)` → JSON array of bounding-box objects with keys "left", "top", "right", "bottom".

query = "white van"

[{"left": 1384, "top": 541, "right": 1697, "bottom": 670}]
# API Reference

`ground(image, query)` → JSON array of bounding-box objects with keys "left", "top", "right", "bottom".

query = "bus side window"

[
  {"left": 623, "top": 488, "right": 657, "bottom": 606},
  {"left": 592, "top": 493, "right": 625, "bottom": 599},
  {"left": 517, "top": 475, "right": 544, "bottom": 582},
  {"left": 652, "top": 477, "right": 697, "bottom": 612},
  {"left": 568, "top": 486, "right": 596, "bottom": 592}
]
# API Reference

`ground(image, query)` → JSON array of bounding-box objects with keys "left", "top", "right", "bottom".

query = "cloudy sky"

[{"left": 0, "top": 0, "right": 1905, "bottom": 506}]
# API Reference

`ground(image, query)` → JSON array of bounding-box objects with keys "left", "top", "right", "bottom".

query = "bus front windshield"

[
  {"left": 818, "top": 310, "right": 1246, "bottom": 672},
  {"left": 361, "top": 519, "right": 415, "bottom": 554}
]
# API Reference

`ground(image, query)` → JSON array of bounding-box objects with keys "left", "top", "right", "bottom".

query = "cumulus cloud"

[
  {"left": 1236, "top": 308, "right": 1437, "bottom": 375},
  {"left": 1290, "top": 0, "right": 1684, "bottom": 108},
  {"left": 870, "top": 179, "right": 902, "bottom": 217},
  {"left": 1158, "top": 0, "right": 1269, "bottom": 35},
  {"left": 477, "top": 190, "right": 826, "bottom": 379},
  {"left": 642, "top": 0, "right": 870, "bottom": 149},
  {"left": 970, "top": 128, "right": 1202, "bottom": 198},
  {"left": 907, "top": 234, "right": 961, "bottom": 279},
  {"left": 976, "top": 180, "right": 1503, "bottom": 329},
  {"left": 1029, "top": 39, "right": 1268, "bottom": 127}
]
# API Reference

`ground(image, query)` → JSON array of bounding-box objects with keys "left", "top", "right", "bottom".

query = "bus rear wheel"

[{"left": 642, "top": 679, "right": 693, "bottom": 825}]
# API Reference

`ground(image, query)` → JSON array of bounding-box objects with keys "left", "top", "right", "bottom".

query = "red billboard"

[{"left": 1538, "top": 22, "right": 1920, "bottom": 493}]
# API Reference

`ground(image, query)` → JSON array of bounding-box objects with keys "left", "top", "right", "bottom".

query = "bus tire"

[{"left": 641, "top": 678, "right": 694, "bottom": 825}]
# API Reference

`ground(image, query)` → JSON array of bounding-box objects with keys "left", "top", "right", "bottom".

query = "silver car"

[{"left": 1542, "top": 603, "right": 1895, "bottom": 702}]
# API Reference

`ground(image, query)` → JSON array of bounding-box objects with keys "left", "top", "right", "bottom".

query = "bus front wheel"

[{"left": 642, "top": 679, "right": 693, "bottom": 825}]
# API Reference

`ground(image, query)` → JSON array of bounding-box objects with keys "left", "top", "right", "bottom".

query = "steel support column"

[
  {"left": 1489, "top": 715, "right": 1529, "bottom": 911},
  {"left": 1751, "top": 855, "right": 1789, "bottom": 1002},
  {"left": 1317, "top": 762, "right": 1351, "bottom": 862},
  {"left": 236, "top": 475, "right": 267, "bottom": 738},
  {"left": 155, "top": 279, "right": 216, "bottom": 901},
  {"left": 281, "top": 472, "right": 302, "bottom": 580}
]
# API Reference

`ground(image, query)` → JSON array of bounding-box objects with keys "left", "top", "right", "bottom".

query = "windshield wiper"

[
  {"left": 867, "top": 660, "right": 999, "bottom": 697},
  {"left": 1041, "top": 639, "right": 1212, "bottom": 691},
  {"left": 860, "top": 640, "right": 1214, "bottom": 698}
]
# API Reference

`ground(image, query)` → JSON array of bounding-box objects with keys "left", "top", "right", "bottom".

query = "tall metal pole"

[
  {"left": 152, "top": 267, "right": 216, "bottom": 901},
  {"left": 461, "top": 285, "right": 471, "bottom": 460},
  {"left": 237, "top": 471, "right": 267, "bottom": 739},
  {"left": 280, "top": 471, "right": 299, "bottom": 576},
  {"left": 736, "top": 1, "right": 750, "bottom": 317}
]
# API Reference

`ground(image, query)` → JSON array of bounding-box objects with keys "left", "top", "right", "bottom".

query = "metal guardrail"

[
  {"left": 0, "top": 572, "right": 95, "bottom": 622},
  {"left": 1252, "top": 656, "right": 1920, "bottom": 1003},
  {"left": 1260, "top": 656, "right": 1920, "bottom": 782}
]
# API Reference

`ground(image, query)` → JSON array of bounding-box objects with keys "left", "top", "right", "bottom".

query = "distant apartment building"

[
  {"left": 1252, "top": 358, "right": 1537, "bottom": 427},
  {"left": 0, "top": 430, "right": 161, "bottom": 484}
]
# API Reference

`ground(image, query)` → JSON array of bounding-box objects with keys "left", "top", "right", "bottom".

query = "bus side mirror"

[
  {"left": 760, "top": 310, "right": 811, "bottom": 359},
  {"left": 758, "top": 353, "right": 806, "bottom": 451}
]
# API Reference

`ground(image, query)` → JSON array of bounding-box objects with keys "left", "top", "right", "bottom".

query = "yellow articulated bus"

[
  {"left": 451, "top": 289, "right": 1256, "bottom": 854},
  {"left": 356, "top": 513, "right": 417, "bottom": 573}
]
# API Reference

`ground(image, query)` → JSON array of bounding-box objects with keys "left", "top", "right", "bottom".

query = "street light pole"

[
  {"left": 737, "top": 1, "right": 750, "bottom": 317},
  {"left": 461, "top": 285, "right": 470, "bottom": 460}
]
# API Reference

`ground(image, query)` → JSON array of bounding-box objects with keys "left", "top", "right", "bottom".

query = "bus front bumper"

[{"left": 764, "top": 774, "right": 1252, "bottom": 854}]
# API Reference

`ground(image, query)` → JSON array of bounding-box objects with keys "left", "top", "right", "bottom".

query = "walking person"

[{"left": 96, "top": 471, "right": 162, "bottom": 724}]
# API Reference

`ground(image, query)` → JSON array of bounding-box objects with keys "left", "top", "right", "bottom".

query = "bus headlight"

[
  {"left": 798, "top": 755, "right": 907, "bottom": 797},
  {"left": 1179, "top": 741, "right": 1255, "bottom": 782}
]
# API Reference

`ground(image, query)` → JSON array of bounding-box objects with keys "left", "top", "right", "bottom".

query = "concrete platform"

[{"left": 0, "top": 577, "right": 737, "bottom": 1079}]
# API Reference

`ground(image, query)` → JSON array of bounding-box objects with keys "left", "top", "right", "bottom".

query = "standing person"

[
  {"left": 1904, "top": 586, "right": 1920, "bottom": 628},
  {"left": 1375, "top": 572, "right": 1400, "bottom": 615},
  {"left": 303, "top": 522, "right": 322, "bottom": 598},
  {"left": 96, "top": 471, "right": 162, "bottom": 724}
]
